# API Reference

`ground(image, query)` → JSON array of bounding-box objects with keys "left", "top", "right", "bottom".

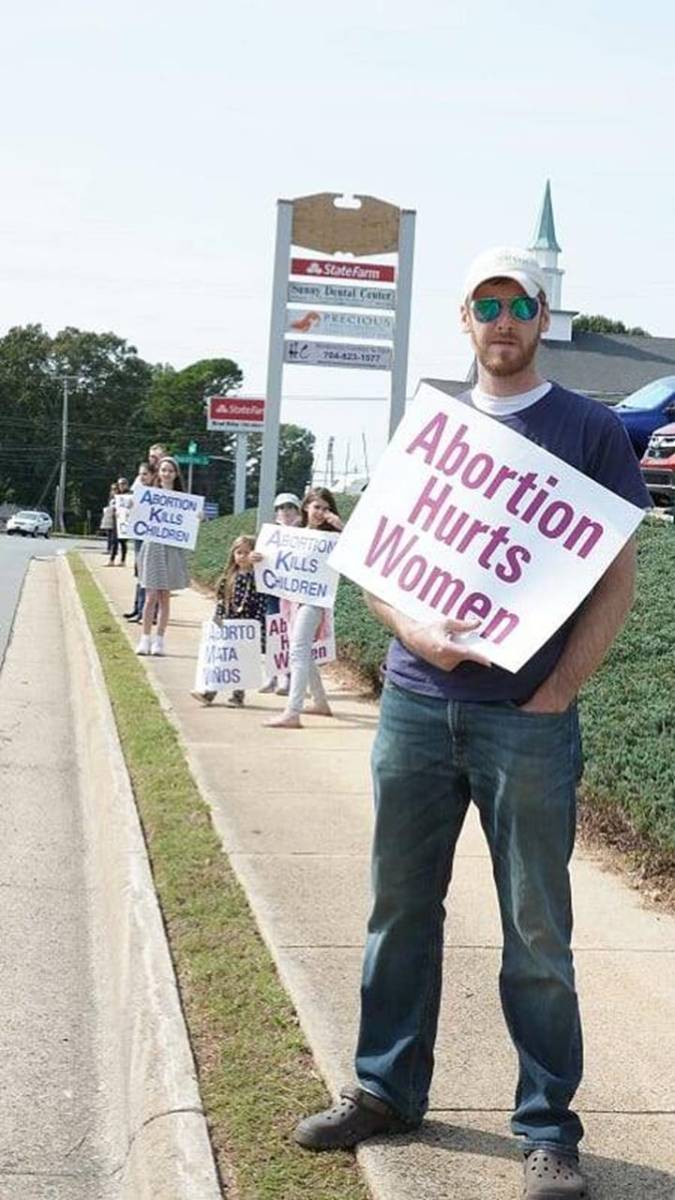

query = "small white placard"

[
  {"left": 194, "top": 620, "right": 262, "bottom": 693},
  {"left": 265, "top": 609, "right": 336, "bottom": 676}
]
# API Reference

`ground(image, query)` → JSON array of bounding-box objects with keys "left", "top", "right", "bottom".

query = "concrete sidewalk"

[{"left": 86, "top": 550, "right": 675, "bottom": 1200}]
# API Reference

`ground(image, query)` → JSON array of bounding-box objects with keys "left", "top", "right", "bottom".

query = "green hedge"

[
  {"left": 191, "top": 510, "right": 674, "bottom": 854},
  {"left": 190, "top": 507, "right": 257, "bottom": 583},
  {"left": 577, "top": 520, "right": 675, "bottom": 853}
]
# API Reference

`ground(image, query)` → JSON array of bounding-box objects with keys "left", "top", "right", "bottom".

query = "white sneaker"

[
  {"left": 136, "top": 635, "right": 151, "bottom": 656},
  {"left": 150, "top": 635, "right": 165, "bottom": 656}
]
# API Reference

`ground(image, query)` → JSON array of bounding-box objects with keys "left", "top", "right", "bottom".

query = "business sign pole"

[
  {"left": 234, "top": 432, "right": 248, "bottom": 513},
  {"left": 258, "top": 200, "right": 294, "bottom": 524},
  {"left": 257, "top": 193, "right": 415, "bottom": 524},
  {"left": 390, "top": 209, "right": 416, "bottom": 439}
]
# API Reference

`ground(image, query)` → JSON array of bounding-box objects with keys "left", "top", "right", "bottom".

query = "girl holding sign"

[
  {"left": 259, "top": 490, "right": 303, "bottom": 695},
  {"left": 109, "top": 477, "right": 133, "bottom": 566},
  {"left": 191, "top": 534, "right": 267, "bottom": 706},
  {"left": 265, "top": 488, "right": 343, "bottom": 730},
  {"left": 124, "top": 461, "right": 156, "bottom": 622},
  {"left": 136, "top": 456, "right": 191, "bottom": 657}
]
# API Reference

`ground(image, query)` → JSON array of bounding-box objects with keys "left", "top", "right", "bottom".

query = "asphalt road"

[
  {"left": 0, "top": 552, "right": 119, "bottom": 1196},
  {"left": 0, "top": 534, "right": 101, "bottom": 670}
]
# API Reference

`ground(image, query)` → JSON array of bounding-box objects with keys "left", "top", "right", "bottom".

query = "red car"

[{"left": 640, "top": 422, "right": 675, "bottom": 502}]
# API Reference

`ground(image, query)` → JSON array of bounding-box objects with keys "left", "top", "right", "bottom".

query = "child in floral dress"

[{"left": 191, "top": 535, "right": 267, "bottom": 707}]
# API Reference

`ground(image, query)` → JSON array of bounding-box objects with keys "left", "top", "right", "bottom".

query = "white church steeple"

[{"left": 529, "top": 180, "right": 575, "bottom": 341}]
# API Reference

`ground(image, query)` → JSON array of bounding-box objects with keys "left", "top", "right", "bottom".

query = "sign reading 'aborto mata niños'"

[
  {"left": 194, "top": 620, "right": 262, "bottom": 693},
  {"left": 329, "top": 384, "right": 646, "bottom": 673},
  {"left": 130, "top": 484, "right": 204, "bottom": 551}
]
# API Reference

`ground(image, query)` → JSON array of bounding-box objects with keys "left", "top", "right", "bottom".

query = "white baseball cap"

[
  {"left": 464, "top": 246, "right": 548, "bottom": 302},
  {"left": 274, "top": 492, "right": 301, "bottom": 509}
]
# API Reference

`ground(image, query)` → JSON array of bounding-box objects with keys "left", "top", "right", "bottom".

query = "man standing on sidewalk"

[{"left": 295, "top": 247, "right": 651, "bottom": 1198}]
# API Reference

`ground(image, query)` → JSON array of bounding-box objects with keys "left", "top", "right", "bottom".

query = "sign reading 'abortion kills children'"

[
  {"left": 130, "top": 483, "right": 205, "bottom": 551},
  {"left": 329, "top": 383, "right": 646, "bottom": 673},
  {"left": 254, "top": 525, "right": 340, "bottom": 610},
  {"left": 194, "top": 620, "right": 262, "bottom": 693}
]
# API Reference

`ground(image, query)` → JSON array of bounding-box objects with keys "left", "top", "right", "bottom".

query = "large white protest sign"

[
  {"left": 129, "top": 483, "right": 204, "bottom": 552},
  {"left": 254, "top": 524, "right": 340, "bottom": 609},
  {"left": 265, "top": 608, "right": 336, "bottom": 676},
  {"left": 194, "top": 620, "right": 262, "bottom": 693},
  {"left": 329, "top": 383, "right": 646, "bottom": 673}
]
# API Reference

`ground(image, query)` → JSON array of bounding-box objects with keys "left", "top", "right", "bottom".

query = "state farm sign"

[
  {"left": 207, "top": 395, "right": 265, "bottom": 433},
  {"left": 290, "top": 257, "right": 396, "bottom": 283}
]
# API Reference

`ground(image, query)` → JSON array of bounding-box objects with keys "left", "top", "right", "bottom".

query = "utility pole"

[
  {"left": 258, "top": 199, "right": 294, "bottom": 524},
  {"left": 324, "top": 436, "right": 335, "bottom": 487},
  {"left": 187, "top": 440, "right": 197, "bottom": 493},
  {"left": 57, "top": 376, "right": 79, "bottom": 533},
  {"left": 234, "top": 433, "right": 248, "bottom": 513}
]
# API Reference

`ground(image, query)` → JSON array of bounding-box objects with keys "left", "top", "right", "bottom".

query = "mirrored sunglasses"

[{"left": 471, "top": 296, "right": 541, "bottom": 323}]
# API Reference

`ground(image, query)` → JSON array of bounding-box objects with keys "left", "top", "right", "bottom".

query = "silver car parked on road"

[{"left": 5, "top": 510, "right": 53, "bottom": 537}]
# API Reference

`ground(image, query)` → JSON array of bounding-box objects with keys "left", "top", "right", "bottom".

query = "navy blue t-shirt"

[{"left": 386, "top": 383, "right": 651, "bottom": 703}]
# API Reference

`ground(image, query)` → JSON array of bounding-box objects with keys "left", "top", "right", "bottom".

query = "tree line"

[
  {"left": 572, "top": 314, "right": 649, "bottom": 335},
  {"left": 0, "top": 324, "right": 314, "bottom": 528}
]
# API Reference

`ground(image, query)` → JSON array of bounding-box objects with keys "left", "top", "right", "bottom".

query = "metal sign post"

[
  {"left": 234, "top": 433, "right": 248, "bottom": 514},
  {"left": 175, "top": 444, "right": 210, "bottom": 493},
  {"left": 258, "top": 200, "right": 294, "bottom": 525},
  {"left": 389, "top": 209, "right": 416, "bottom": 438}
]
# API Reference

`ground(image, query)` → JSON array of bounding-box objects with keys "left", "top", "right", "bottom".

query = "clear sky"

[{"left": 2, "top": 1, "right": 674, "bottom": 481}]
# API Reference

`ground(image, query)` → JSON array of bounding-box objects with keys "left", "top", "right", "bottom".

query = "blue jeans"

[{"left": 355, "top": 681, "right": 584, "bottom": 1154}]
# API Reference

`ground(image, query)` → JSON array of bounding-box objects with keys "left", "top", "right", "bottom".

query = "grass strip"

[{"left": 68, "top": 553, "right": 370, "bottom": 1200}]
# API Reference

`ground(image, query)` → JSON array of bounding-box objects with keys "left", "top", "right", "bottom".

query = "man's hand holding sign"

[{"left": 364, "top": 600, "right": 492, "bottom": 672}]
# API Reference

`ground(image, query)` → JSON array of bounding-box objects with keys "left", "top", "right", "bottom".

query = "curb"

[
  {"left": 57, "top": 557, "right": 222, "bottom": 1200},
  {"left": 79, "top": 563, "right": 394, "bottom": 1199}
]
